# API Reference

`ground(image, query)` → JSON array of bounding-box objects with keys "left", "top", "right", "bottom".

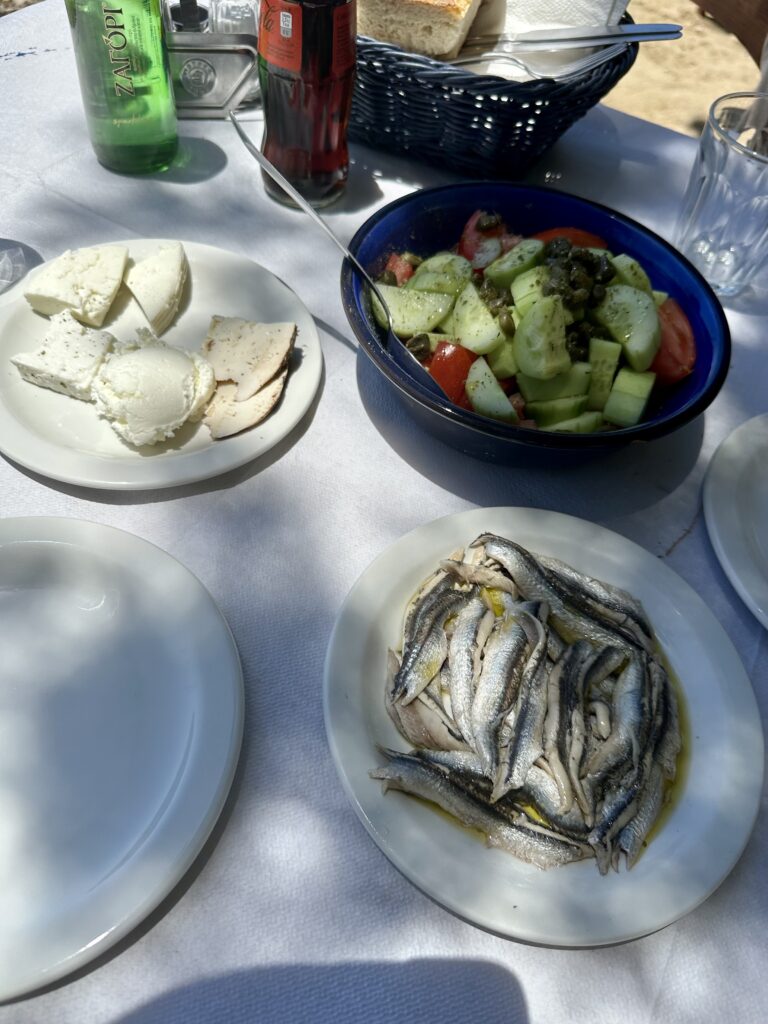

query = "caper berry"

[
  {"left": 590, "top": 283, "right": 607, "bottom": 305},
  {"left": 498, "top": 309, "right": 516, "bottom": 336},
  {"left": 571, "top": 287, "right": 590, "bottom": 305},
  {"left": 476, "top": 212, "right": 503, "bottom": 232},
  {"left": 569, "top": 265, "right": 593, "bottom": 291},
  {"left": 594, "top": 255, "right": 614, "bottom": 284},
  {"left": 406, "top": 333, "right": 431, "bottom": 361},
  {"left": 572, "top": 247, "right": 597, "bottom": 271},
  {"left": 543, "top": 237, "right": 572, "bottom": 260},
  {"left": 379, "top": 270, "right": 397, "bottom": 286}
]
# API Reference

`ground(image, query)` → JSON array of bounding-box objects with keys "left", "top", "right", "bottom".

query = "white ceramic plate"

[
  {"left": 0, "top": 240, "right": 322, "bottom": 490},
  {"left": 323, "top": 507, "right": 764, "bottom": 947},
  {"left": 0, "top": 517, "right": 244, "bottom": 999},
  {"left": 703, "top": 414, "right": 768, "bottom": 630}
]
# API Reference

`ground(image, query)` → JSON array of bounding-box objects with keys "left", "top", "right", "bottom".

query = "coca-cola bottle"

[{"left": 257, "top": 0, "right": 356, "bottom": 207}]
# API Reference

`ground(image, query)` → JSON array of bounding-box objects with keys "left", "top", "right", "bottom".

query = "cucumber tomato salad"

[{"left": 373, "top": 211, "right": 697, "bottom": 433}]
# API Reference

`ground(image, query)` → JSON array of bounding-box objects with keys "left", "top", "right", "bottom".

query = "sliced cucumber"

[
  {"left": 541, "top": 411, "right": 605, "bottom": 433},
  {"left": 484, "top": 239, "right": 545, "bottom": 290},
  {"left": 510, "top": 266, "right": 550, "bottom": 318},
  {"left": 592, "top": 284, "right": 661, "bottom": 372},
  {"left": 653, "top": 289, "right": 669, "bottom": 308},
  {"left": 586, "top": 337, "right": 622, "bottom": 411},
  {"left": 517, "top": 361, "right": 591, "bottom": 403},
  {"left": 603, "top": 368, "right": 656, "bottom": 428},
  {"left": 438, "top": 307, "right": 456, "bottom": 336},
  {"left": 453, "top": 281, "right": 506, "bottom": 354},
  {"left": 371, "top": 284, "right": 454, "bottom": 338},
  {"left": 465, "top": 357, "right": 519, "bottom": 423},
  {"left": 513, "top": 294, "right": 571, "bottom": 381},
  {"left": 610, "top": 254, "right": 653, "bottom": 295},
  {"left": 486, "top": 337, "right": 518, "bottom": 379},
  {"left": 406, "top": 252, "right": 473, "bottom": 297},
  {"left": 526, "top": 395, "right": 588, "bottom": 428}
]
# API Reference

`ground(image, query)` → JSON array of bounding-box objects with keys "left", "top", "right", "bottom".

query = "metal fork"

[{"left": 449, "top": 41, "right": 629, "bottom": 81}]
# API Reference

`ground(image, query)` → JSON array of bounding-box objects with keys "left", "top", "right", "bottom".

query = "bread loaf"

[{"left": 358, "top": 0, "right": 484, "bottom": 60}]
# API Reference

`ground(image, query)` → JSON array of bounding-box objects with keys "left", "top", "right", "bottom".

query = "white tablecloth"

[{"left": 1, "top": 4, "right": 766, "bottom": 1021}]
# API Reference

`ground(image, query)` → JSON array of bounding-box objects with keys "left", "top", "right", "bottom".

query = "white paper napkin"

[
  {"left": 472, "top": 0, "right": 628, "bottom": 36},
  {"left": 464, "top": 0, "right": 630, "bottom": 80}
]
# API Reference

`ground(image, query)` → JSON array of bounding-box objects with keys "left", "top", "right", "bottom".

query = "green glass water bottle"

[{"left": 65, "top": 0, "right": 178, "bottom": 174}]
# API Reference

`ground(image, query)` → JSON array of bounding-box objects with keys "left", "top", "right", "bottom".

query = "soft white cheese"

[
  {"left": 124, "top": 242, "right": 189, "bottom": 336},
  {"left": 11, "top": 310, "right": 115, "bottom": 401},
  {"left": 91, "top": 331, "right": 215, "bottom": 447},
  {"left": 24, "top": 245, "right": 128, "bottom": 327}
]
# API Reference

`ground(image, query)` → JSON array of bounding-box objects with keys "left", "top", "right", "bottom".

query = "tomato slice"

[
  {"left": 508, "top": 391, "right": 527, "bottom": 421},
  {"left": 384, "top": 252, "right": 415, "bottom": 286},
  {"left": 458, "top": 210, "right": 506, "bottom": 269},
  {"left": 651, "top": 298, "right": 697, "bottom": 385},
  {"left": 428, "top": 342, "right": 476, "bottom": 404},
  {"left": 531, "top": 227, "right": 608, "bottom": 249}
]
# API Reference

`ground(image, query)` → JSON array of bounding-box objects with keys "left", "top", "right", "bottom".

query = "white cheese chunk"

[
  {"left": 11, "top": 310, "right": 115, "bottom": 401},
  {"left": 23, "top": 245, "right": 128, "bottom": 327},
  {"left": 92, "top": 331, "right": 215, "bottom": 447},
  {"left": 124, "top": 242, "right": 189, "bottom": 336}
]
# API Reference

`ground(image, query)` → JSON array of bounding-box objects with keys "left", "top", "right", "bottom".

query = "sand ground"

[{"left": 0, "top": 0, "right": 761, "bottom": 136}]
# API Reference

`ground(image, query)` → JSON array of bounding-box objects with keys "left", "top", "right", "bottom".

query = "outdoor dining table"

[{"left": 1, "top": 3, "right": 767, "bottom": 1022}]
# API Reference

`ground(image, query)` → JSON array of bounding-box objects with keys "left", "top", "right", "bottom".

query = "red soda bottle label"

[
  {"left": 258, "top": 0, "right": 303, "bottom": 74},
  {"left": 332, "top": 3, "right": 356, "bottom": 76}
]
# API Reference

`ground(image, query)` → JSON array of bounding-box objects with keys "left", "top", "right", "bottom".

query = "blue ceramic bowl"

[{"left": 340, "top": 182, "right": 730, "bottom": 463}]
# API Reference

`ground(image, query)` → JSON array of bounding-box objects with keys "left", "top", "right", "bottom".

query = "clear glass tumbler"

[{"left": 675, "top": 92, "right": 768, "bottom": 298}]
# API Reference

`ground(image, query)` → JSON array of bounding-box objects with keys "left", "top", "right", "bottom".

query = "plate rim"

[
  {"left": 323, "top": 506, "right": 764, "bottom": 946},
  {"left": 0, "top": 515, "right": 244, "bottom": 1000},
  {"left": 0, "top": 239, "right": 323, "bottom": 491},
  {"left": 703, "top": 413, "right": 768, "bottom": 630}
]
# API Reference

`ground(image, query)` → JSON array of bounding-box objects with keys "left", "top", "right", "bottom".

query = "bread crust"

[{"left": 358, "top": 0, "right": 483, "bottom": 59}]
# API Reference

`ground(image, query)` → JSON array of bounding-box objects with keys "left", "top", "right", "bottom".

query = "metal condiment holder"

[{"left": 163, "top": 4, "right": 259, "bottom": 118}]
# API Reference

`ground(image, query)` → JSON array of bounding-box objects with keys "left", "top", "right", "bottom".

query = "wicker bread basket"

[{"left": 350, "top": 31, "right": 637, "bottom": 178}]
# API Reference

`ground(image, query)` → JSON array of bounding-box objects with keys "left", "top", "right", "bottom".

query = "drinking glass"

[
  {"left": 674, "top": 92, "right": 768, "bottom": 298},
  {"left": 210, "top": 0, "right": 258, "bottom": 33}
]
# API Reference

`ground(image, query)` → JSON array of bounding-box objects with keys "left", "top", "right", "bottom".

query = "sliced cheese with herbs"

[
  {"left": 124, "top": 242, "right": 188, "bottom": 336},
  {"left": 24, "top": 245, "right": 128, "bottom": 327},
  {"left": 202, "top": 317, "right": 296, "bottom": 401},
  {"left": 204, "top": 370, "right": 288, "bottom": 439}
]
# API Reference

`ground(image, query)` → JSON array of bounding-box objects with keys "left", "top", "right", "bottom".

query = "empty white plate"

[
  {"left": 704, "top": 414, "right": 768, "bottom": 630},
  {"left": 0, "top": 518, "right": 243, "bottom": 999}
]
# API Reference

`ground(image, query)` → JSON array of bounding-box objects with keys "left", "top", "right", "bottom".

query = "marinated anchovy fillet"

[
  {"left": 374, "top": 535, "right": 683, "bottom": 873},
  {"left": 370, "top": 750, "right": 587, "bottom": 870}
]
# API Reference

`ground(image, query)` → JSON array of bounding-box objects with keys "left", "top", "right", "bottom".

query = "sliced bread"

[{"left": 357, "top": 0, "right": 483, "bottom": 59}]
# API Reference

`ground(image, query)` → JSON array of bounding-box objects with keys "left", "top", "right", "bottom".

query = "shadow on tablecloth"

[
  {"left": 354, "top": 349, "right": 705, "bottom": 522},
  {"left": 114, "top": 960, "right": 529, "bottom": 1024}
]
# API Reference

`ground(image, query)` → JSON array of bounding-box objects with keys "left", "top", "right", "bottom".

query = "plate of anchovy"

[{"left": 323, "top": 507, "right": 764, "bottom": 946}]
